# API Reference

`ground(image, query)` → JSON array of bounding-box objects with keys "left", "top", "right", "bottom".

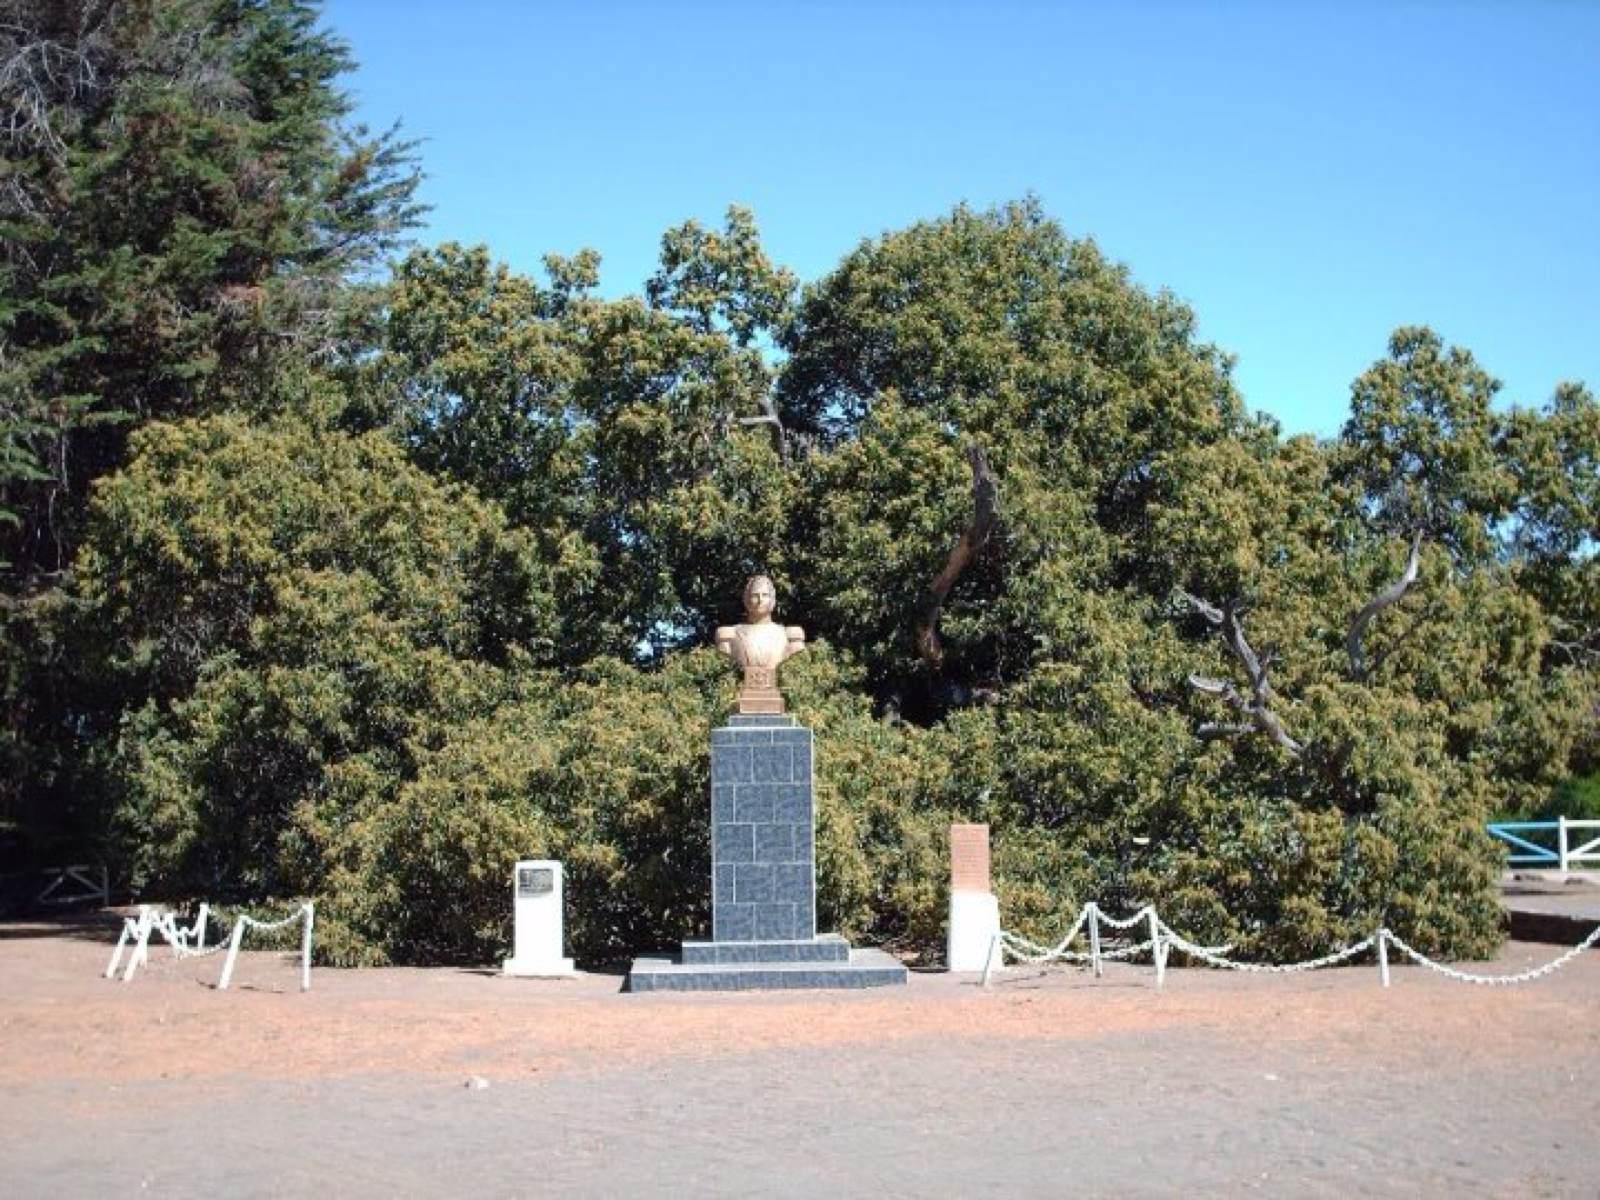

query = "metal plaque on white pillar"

[{"left": 502, "top": 859, "right": 575, "bottom": 977}]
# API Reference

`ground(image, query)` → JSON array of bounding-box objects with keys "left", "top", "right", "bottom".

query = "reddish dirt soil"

[{"left": 2, "top": 911, "right": 1597, "bottom": 1197}]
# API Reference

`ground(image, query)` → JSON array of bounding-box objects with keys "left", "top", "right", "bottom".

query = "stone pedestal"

[
  {"left": 626, "top": 715, "right": 907, "bottom": 992},
  {"left": 710, "top": 714, "right": 815, "bottom": 941}
]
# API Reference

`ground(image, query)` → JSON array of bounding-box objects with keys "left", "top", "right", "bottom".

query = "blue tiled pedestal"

[{"left": 626, "top": 715, "right": 908, "bottom": 992}]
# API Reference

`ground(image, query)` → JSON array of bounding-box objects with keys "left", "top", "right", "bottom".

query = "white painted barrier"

[
  {"left": 217, "top": 902, "right": 315, "bottom": 992},
  {"left": 105, "top": 904, "right": 210, "bottom": 981},
  {"left": 982, "top": 900, "right": 1600, "bottom": 990},
  {"left": 105, "top": 901, "right": 312, "bottom": 991}
]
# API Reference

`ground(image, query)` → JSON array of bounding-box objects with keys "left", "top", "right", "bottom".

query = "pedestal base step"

[
  {"left": 625, "top": 947, "right": 907, "bottom": 992},
  {"left": 681, "top": 935, "right": 849, "bottom": 965}
]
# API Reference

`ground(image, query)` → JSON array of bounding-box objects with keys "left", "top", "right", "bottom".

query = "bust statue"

[{"left": 716, "top": 575, "right": 806, "bottom": 714}]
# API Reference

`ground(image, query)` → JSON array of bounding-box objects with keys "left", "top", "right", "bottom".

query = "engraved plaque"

[
  {"left": 950, "top": 823, "right": 991, "bottom": 893},
  {"left": 517, "top": 866, "right": 554, "bottom": 897}
]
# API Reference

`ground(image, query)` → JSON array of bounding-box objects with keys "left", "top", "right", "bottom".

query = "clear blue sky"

[{"left": 324, "top": 1, "right": 1598, "bottom": 437}]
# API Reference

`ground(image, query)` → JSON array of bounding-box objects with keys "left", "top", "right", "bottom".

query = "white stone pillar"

[{"left": 502, "top": 860, "right": 575, "bottom": 977}]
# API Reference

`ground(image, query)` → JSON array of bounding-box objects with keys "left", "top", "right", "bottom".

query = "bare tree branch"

[
  {"left": 1347, "top": 530, "right": 1423, "bottom": 680},
  {"left": 1180, "top": 592, "right": 1303, "bottom": 757},
  {"left": 917, "top": 444, "right": 1000, "bottom": 671},
  {"left": 733, "top": 394, "right": 788, "bottom": 461},
  {"left": 1197, "top": 721, "right": 1256, "bottom": 740},
  {"left": 1186, "top": 673, "right": 1234, "bottom": 696}
]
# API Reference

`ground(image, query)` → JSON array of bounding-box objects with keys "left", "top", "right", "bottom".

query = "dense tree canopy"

[
  {"left": 1, "top": 0, "right": 420, "bottom": 862},
  {"left": 2, "top": 1, "right": 1595, "bottom": 967}
]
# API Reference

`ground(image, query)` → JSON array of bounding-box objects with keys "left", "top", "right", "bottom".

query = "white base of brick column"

[
  {"left": 948, "top": 891, "right": 1000, "bottom": 972},
  {"left": 503, "top": 956, "right": 575, "bottom": 977}
]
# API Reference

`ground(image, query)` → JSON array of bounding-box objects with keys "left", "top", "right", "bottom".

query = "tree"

[
  {"left": 377, "top": 208, "right": 798, "bottom": 662},
  {"left": 14, "top": 138, "right": 1595, "bottom": 968},
  {"left": 0, "top": 0, "right": 421, "bottom": 866},
  {"left": 79, "top": 411, "right": 559, "bottom": 914},
  {"left": 782, "top": 198, "right": 1248, "bottom": 715},
  {"left": 0, "top": 0, "right": 421, "bottom": 583}
]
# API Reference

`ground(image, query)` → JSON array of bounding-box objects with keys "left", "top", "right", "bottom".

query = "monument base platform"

[
  {"left": 625, "top": 945, "right": 906, "bottom": 992},
  {"left": 681, "top": 934, "right": 849, "bottom": 964}
]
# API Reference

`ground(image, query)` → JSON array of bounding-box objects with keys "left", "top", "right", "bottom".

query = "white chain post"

[
  {"left": 158, "top": 911, "right": 183, "bottom": 958},
  {"left": 193, "top": 903, "right": 209, "bottom": 952},
  {"left": 300, "top": 902, "right": 315, "bottom": 992},
  {"left": 106, "top": 914, "right": 137, "bottom": 979},
  {"left": 217, "top": 918, "right": 248, "bottom": 990},
  {"left": 1088, "top": 904, "right": 1104, "bottom": 978},
  {"left": 122, "top": 907, "right": 153, "bottom": 982},
  {"left": 1377, "top": 928, "right": 1390, "bottom": 987},
  {"left": 1559, "top": 816, "right": 1569, "bottom": 873},
  {"left": 1148, "top": 907, "right": 1166, "bottom": 989},
  {"left": 980, "top": 929, "right": 1005, "bottom": 987}
]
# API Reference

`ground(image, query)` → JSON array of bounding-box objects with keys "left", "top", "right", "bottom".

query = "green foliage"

[
  {"left": 1538, "top": 771, "right": 1600, "bottom": 823},
  {"left": 79, "top": 412, "right": 557, "bottom": 915},
  {"left": 80, "top": 200, "right": 1596, "bottom": 967},
  {"left": 1336, "top": 326, "right": 1512, "bottom": 561},
  {"left": 1, "top": 0, "right": 421, "bottom": 865},
  {"left": 376, "top": 212, "right": 796, "bottom": 661},
  {"left": 0, "top": 0, "right": 421, "bottom": 578}
]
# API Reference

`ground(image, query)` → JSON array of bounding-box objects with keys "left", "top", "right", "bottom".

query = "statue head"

[{"left": 742, "top": 574, "right": 777, "bottom": 622}]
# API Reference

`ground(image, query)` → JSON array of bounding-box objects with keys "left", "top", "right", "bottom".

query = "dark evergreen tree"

[{"left": 0, "top": 0, "right": 421, "bottom": 864}]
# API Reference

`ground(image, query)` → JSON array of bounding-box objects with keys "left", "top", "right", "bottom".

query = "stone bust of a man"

[{"left": 716, "top": 575, "right": 806, "bottom": 714}]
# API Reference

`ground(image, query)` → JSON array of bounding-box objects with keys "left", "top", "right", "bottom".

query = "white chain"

[
  {"left": 1000, "top": 930, "right": 1155, "bottom": 964},
  {"left": 996, "top": 909, "right": 1092, "bottom": 963},
  {"left": 997, "top": 905, "right": 1233, "bottom": 968},
  {"left": 175, "top": 939, "right": 230, "bottom": 959},
  {"left": 1159, "top": 924, "right": 1378, "bottom": 974},
  {"left": 1090, "top": 903, "right": 1152, "bottom": 930},
  {"left": 991, "top": 899, "right": 1599, "bottom": 987},
  {"left": 110, "top": 903, "right": 309, "bottom": 976},
  {"left": 236, "top": 905, "right": 310, "bottom": 933},
  {"left": 1383, "top": 924, "right": 1600, "bottom": 986}
]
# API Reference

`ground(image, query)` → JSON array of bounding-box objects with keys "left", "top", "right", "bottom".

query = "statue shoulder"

[{"left": 784, "top": 625, "right": 806, "bottom": 642}]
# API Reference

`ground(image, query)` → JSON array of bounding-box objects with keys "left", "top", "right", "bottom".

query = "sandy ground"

[{"left": 1, "top": 912, "right": 1597, "bottom": 1198}]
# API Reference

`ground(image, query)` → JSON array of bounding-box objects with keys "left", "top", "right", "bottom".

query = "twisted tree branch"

[
  {"left": 1347, "top": 530, "right": 1423, "bottom": 680},
  {"left": 917, "top": 444, "right": 999, "bottom": 671},
  {"left": 1180, "top": 593, "right": 1303, "bottom": 757}
]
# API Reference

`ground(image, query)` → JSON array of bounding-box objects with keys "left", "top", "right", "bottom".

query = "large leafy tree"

[
  {"left": 84, "top": 412, "right": 559, "bottom": 914},
  {"left": 0, "top": 0, "right": 420, "bottom": 862},
  {"left": 375, "top": 207, "right": 798, "bottom": 662}
]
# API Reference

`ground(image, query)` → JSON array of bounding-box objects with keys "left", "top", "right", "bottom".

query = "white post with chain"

[
  {"left": 217, "top": 919, "right": 247, "bottom": 990},
  {"left": 122, "top": 907, "right": 153, "bottom": 982},
  {"left": 300, "top": 902, "right": 315, "bottom": 992},
  {"left": 1148, "top": 907, "right": 1166, "bottom": 989},
  {"left": 980, "top": 930, "right": 1004, "bottom": 987},
  {"left": 1377, "top": 928, "right": 1390, "bottom": 987},
  {"left": 105, "top": 910, "right": 140, "bottom": 979},
  {"left": 1088, "top": 904, "right": 1103, "bottom": 978}
]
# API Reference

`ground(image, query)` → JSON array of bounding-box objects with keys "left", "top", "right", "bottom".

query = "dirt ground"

[{"left": 1, "top": 912, "right": 1597, "bottom": 1198}]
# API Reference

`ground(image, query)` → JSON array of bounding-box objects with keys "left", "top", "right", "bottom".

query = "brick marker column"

[{"left": 948, "top": 822, "right": 1001, "bottom": 971}]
